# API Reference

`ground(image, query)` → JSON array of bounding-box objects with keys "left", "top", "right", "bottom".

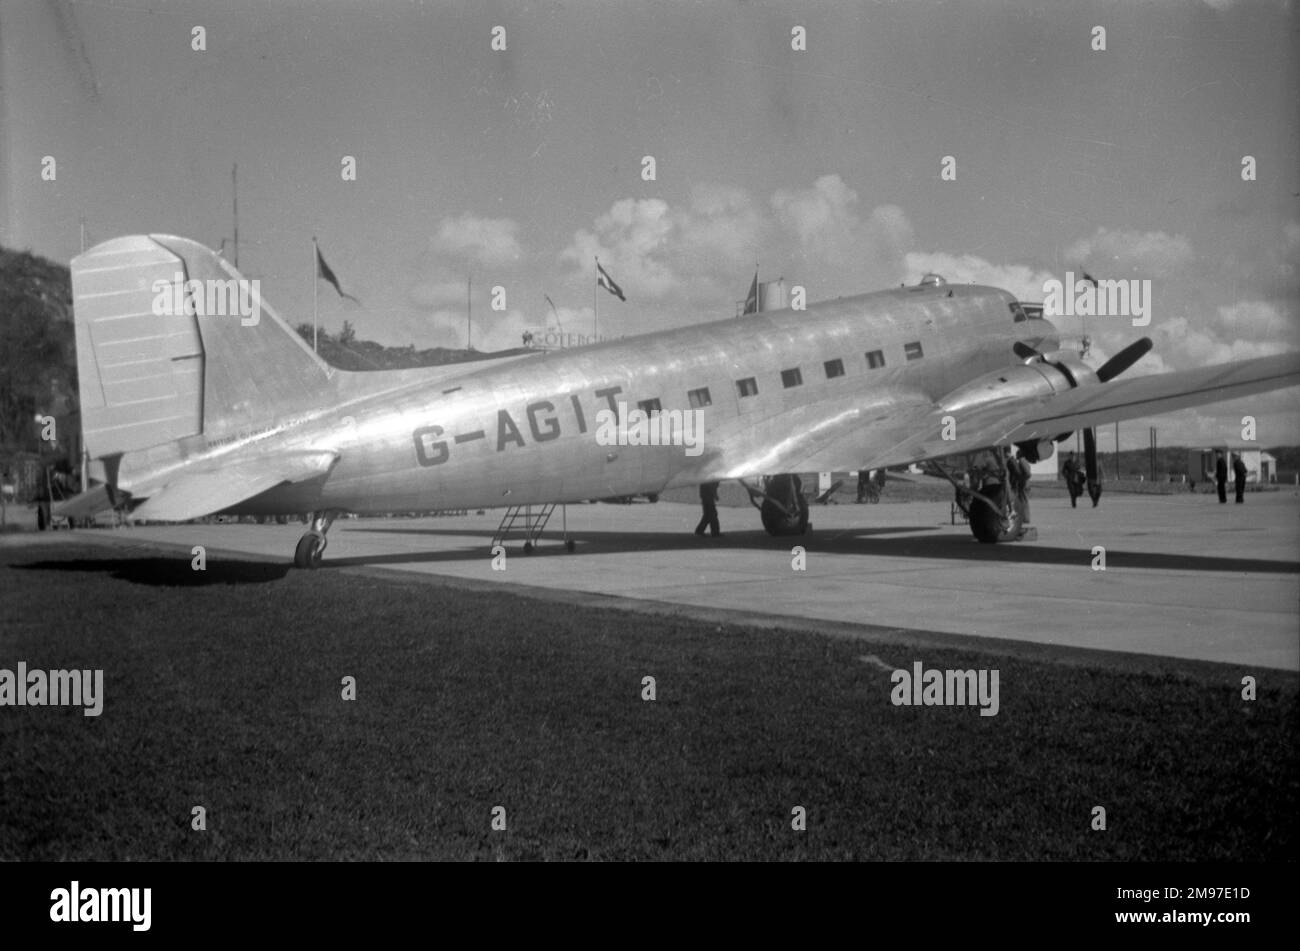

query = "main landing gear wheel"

[
  {"left": 294, "top": 532, "right": 325, "bottom": 569},
  {"left": 969, "top": 483, "right": 1022, "bottom": 544},
  {"left": 293, "top": 510, "right": 338, "bottom": 569}
]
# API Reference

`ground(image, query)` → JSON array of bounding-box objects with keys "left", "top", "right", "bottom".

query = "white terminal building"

[{"left": 1187, "top": 444, "right": 1278, "bottom": 484}]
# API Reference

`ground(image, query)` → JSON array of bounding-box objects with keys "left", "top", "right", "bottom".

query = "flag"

[
  {"left": 1082, "top": 271, "right": 1099, "bottom": 288},
  {"left": 545, "top": 293, "right": 563, "bottom": 331},
  {"left": 742, "top": 271, "right": 759, "bottom": 315},
  {"left": 316, "top": 245, "right": 360, "bottom": 303},
  {"left": 596, "top": 261, "right": 625, "bottom": 301}
]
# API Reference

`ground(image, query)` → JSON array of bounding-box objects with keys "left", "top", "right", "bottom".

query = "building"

[{"left": 1187, "top": 445, "right": 1277, "bottom": 485}]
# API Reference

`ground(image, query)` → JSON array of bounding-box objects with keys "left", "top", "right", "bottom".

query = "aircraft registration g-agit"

[{"left": 56, "top": 234, "right": 1299, "bottom": 568}]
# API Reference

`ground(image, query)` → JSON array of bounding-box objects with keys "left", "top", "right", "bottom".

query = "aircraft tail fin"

[{"left": 71, "top": 234, "right": 336, "bottom": 461}]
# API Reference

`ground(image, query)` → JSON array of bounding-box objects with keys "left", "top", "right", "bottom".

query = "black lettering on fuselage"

[
  {"left": 420, "top": 385, "right": 631, "bottom": 464},
  {"left": 594, "top": 386, "right": 623, "bottom": 416},
  {"left": 497, "top": 409, "right": 526, "bottom": 450},
  {"left": 413, "top": 425, "right": 449, "bottom": 466},
  {"left": 526, "top": 400, "right": 560, "bottom": 442},
  {"left": 570, "top": 393, "right": 587, "bottom": 433}
]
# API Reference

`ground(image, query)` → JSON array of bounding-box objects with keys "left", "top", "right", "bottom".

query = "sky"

[{"left": 2, "top": 0, "right": 1297, "bottom": 447}]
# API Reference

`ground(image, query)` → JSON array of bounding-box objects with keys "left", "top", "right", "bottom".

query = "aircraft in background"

[{"left": 56, "top": 234, "right": 1299, "bottom": 567}]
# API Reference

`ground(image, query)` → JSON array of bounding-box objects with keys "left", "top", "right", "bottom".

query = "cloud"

[
  {"left": 1215, "top": 300, "right": 1294, "bottom": 339},
  {"left": 1156, "top": 314, "right": 1296, "bottom": 366},
  {"left": 1064, "top": 228, "right": 1194, "bottom": 277},
  {"left": 559, "top": 198, "right": 680, "bottom": 297},
  {"left": 770, "top": 175, "right": 913, "bottom": 277},
  {"left": 676, "top": 184, "right": 770, "bottom": 274},
  {"left": 559, "top": 185, "right": 771, "bottom": 301},
  {"left": 434, "top": 214, "right": 524, "bottom": 266},
  {"left": 403, "top": 215, "right": 526, "bottom": 340}
]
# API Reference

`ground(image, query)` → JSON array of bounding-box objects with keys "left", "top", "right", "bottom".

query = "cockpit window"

[{"left": 1011, "top": 301, "right": 1045, "bottom": 322}]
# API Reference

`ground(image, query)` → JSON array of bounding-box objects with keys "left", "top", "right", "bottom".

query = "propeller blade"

[{"left": 1097, "top": 337, "right": 1153, "bottom": 383}]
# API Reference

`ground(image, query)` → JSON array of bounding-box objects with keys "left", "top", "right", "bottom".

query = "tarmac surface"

[{"left": 18, "top": 488, "right": 1298, "bottom": 671}]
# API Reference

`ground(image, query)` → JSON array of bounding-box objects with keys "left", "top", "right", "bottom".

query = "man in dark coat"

[
  {"left": 1215, "top": 450, "right": 1228, "bottom": 503},
  {"left": 1007, "top": 452, "right": 1032, "bottom": 524},
  {"left": 1061, "top": 451, "right": 1085, "bottom": 508},
  {"left": 694, "top": 481, "right": 721, "bottom": 537},
  {"left": 1232, "top": 453, "right": 1248, "bottom": 503}
]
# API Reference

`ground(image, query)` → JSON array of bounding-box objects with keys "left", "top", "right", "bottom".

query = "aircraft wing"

[
  {"left": 130, "top": 450, "right": 339, "bottom": 522},
  {"left": 996, "top": 352, "right": 1298, "bottom": 444},
  {"left": 878, "top": 351, "right": 1300, "bottom": 470},
  {"left": 714, "top": 352, "right": 1299, "bottom": 476}
]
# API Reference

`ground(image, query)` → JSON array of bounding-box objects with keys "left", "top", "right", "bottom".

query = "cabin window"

[
  {"left": 781, "top": 367, "right": 803, "bottom": 388},
  {"left": 904, "top": 341, "right": 924, "bottom": 361},
  {"left": 736, "top": 377, "right": 759, "bottom": 398},
  {"left": 687, "top": 387, "right": 712, "bottom": 408},
  {"left": 637, "top": 398, "right": 661, "bottom": 415},
  {"left": 866, "top": 350, "right": 885, "bottom": 369},
  {"left": 824, "top": 358, "right": 845, "bottom": 379}
]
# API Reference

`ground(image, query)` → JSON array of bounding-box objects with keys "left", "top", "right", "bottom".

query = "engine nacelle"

[
  {"left": 1015, "top": 439, "right": 1056, "bottom": 464},
  {"left": 1038, "top": 351, "right": 1100, "bottom": 390},
  {"left": 941, "top": 361, "right": 1077, "bottom": 418}
]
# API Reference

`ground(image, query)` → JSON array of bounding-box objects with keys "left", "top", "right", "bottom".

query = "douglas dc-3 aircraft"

[{"left": 56, "top": 234, "right": 1299, "bottom": 567}]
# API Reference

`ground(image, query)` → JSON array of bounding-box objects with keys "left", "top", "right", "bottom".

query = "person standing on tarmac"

[
  {"left": 1232, "top": 453, "right": 1248, "bottom": 504},
  {"left": 1061, "top": 451, "right": 1085, "bottom": 508},
  {"left": 694, "top": 481, "right": 722, "bottom": 537},
  {"left": 1215, "top": 450, "right": 1229, "bottom": 504},
  {"left": 1007, "top": 451, "right": 1032, "bottom": 524}
]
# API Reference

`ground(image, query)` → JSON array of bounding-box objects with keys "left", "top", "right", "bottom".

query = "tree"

[{"left": 0, "top": 248, "right": 76, "bottom": 450}]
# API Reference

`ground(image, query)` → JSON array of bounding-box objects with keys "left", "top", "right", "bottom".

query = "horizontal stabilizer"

[
  {"left": 50, "top": 484, "right": 115, "bottom": 520},
  {"left": 130, "top": 451, "right": 339, "bottom": 522}
]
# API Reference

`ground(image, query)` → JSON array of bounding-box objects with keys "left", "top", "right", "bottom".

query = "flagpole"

[
  {"left": 312, "top": 236, "right": 318, "bottom": 353},
  {"left": 232, "top": 163, "right": 239, "bottom": 270},
  {"left": 593, "top": 257, "right": 599, "bottom": 341}
]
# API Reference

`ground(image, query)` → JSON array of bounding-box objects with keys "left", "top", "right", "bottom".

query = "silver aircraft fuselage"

[{"left": 193, "top": 282, "right": 1053, "bottom": 516}]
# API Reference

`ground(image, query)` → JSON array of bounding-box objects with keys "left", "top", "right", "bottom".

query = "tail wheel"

[
  {"left": 969, "top": 483, "right": 1021, "bottom": 544},
  {"left": 294, "top": 531, "right": 325, "bottom": 569}
]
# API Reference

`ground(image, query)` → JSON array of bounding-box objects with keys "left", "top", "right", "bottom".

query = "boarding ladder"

[{"left": 490, "top": 503, "right": 572, "bottom": 553}]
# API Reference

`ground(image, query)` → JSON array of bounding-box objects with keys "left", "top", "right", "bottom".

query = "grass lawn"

[{"left": 0, "top": 540, "right": 1294, "bottom": 860}]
